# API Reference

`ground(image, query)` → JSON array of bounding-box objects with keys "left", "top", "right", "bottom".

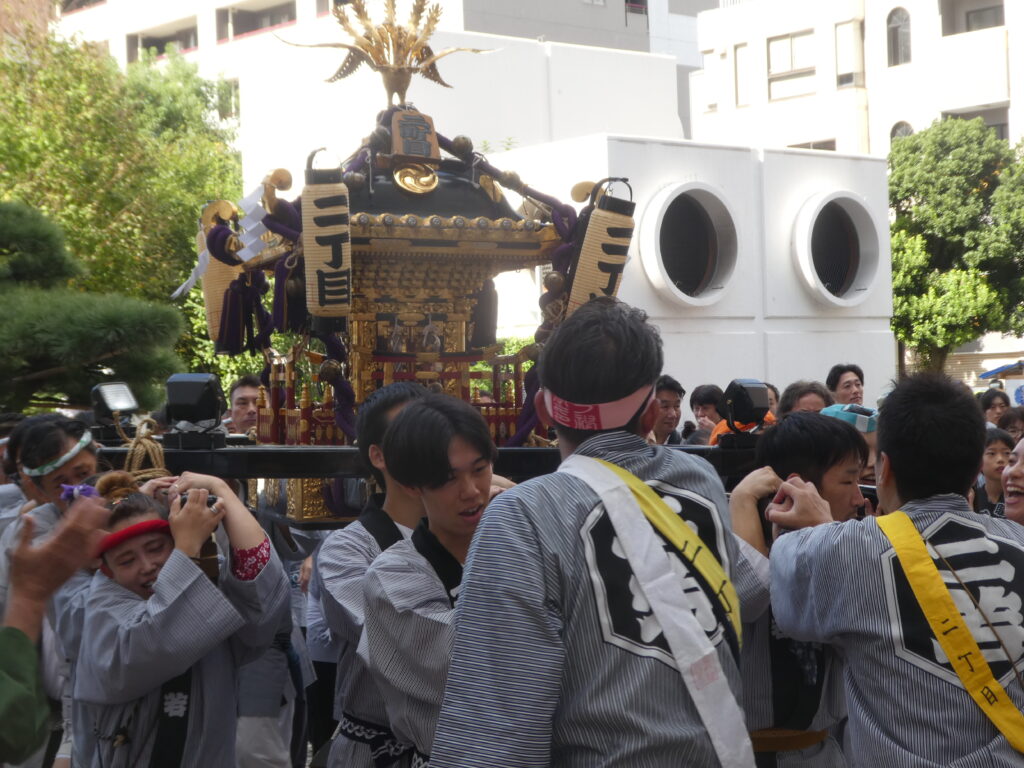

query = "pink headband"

[{"left": 543, "top": 386, "right": 654, "bottom": 431}]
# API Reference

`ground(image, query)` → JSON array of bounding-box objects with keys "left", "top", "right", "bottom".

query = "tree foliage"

[
  {"left": 0, "top": 31, "right": 242, "bottom": 384},
  {"left": 0, "top": 203, "right": 182, "bottom": 410},
  {"left": 888, "top": 118, "right": 1024, "bottom": 370}
]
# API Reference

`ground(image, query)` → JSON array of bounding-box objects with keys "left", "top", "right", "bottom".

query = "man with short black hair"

[
  {"left": 227, "top": 374, "right": 262, "bottom": 434},
  {"left": 769, "top": 373, "right": 1024, "bottom": 765},
  {"left": 980, "top": 387, "right": 1011, "bottom": 427},
  {"left": 431, "top": 298, "right": 769, "bottom": 767},
  {"left": 826, "top": 363, "right": 864, "bottom": 405},
  {"left": 314, "top": 382, "right": 426, "bottom": 768},
  {"left": 652, "top": 374, "right": 684, "bottom": 445},
  {"left": 362, "top": 395, "right": 497, "bottom": 765},
  {"left": 690, "top": 383, "right": 724, "bottom": 432}
]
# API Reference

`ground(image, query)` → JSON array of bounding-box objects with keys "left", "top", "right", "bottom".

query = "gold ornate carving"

[
  {"left": 479, "top": 174, "right": 504, "bottom": 203},
  {"left": 285, "top": 0, "right": 488, "bottom": 106},
  {"left": 393, "top": 163, "right": 439, "bottom": 194}
]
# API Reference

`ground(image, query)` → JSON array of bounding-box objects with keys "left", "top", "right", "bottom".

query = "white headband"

[{"left": 21, "top": 432, "right": 94, "bottom": 478}]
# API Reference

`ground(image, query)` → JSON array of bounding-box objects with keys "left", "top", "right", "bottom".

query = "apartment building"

[
  {"left": 691, "top": 0, "right": 1023, "bottom": 383},
  {"left": 691, "top": 0, "right": 1022, "bottom": 155}
]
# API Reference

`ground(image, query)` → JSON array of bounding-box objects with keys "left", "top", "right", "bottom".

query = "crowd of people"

[{"left": 1, "top": 297, "right": 1023, "bottom": 767}]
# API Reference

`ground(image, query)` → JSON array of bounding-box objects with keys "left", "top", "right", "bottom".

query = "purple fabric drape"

[
  {"left": 507, "top": 366, "right": 542, "bottom": 446},
  {"left": 216, "top": 271, "right": 273, "bottom": 355}
]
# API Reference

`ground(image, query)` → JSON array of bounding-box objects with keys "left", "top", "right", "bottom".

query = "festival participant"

[
  {"left": 973, "top": 429, "right": 1013, "bottom": 518},
  {"left": 650, "top": 375, "right": 684, "bottom": 445},
  {"left": 825, "top": 364, "right": 864, "bottom": 406},
  {"left": 431, "top": 298, "right": 769, "bottom": 768},
  {"left": 729, "top": 412, "right": 867, "bottom": 767},
  {"left": 979, "top": 387, "right": 1011, "bottom": 427},
  {"left": 997, "top": 407, "right": 1024, "bottom": 445},
  {"left": 1002, "top": 435, "right": 1024, "bottom": 525},
  {"left": 0, "top": 416, "right": 100, "bottom": 609},
  {"left": 769, "top": 373, "right": 1024, "bottom": 765},
  {"left": 765, "top": 383, "right": 780, "bottom": 417},
  {"left": 226, "top": 374, "right": 262, "bottom": 434},
  {"left": 690, "top": 383, "right": 724, "bottom": 432},
  {"left": 314, "top": 382, "right": 426, "bottom": 768},
  {"left": 777, "top": 381, "right": 833, "bottom": 417},
  {"left": 0, "top": 414, "right": 29, "bottom": 539},
  {"left": 820, "top": 403, "right": 879, "bottom": 485},
  {"left": 362, "top": 395, "right": 496, "bottom": 765},
  {"left": 71, "top": 471, "right": 289, "bottom": 767},
  {"left": 0, "top": 496, "right": 109, "bottom": 765}
]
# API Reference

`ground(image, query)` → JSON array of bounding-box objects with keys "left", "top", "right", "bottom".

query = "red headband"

[
  {"left": 98, "top": 519, "right": 171, "bottom": 575},
  {"left": 542, "top": 386, "right": 655, "bottom": 431}
]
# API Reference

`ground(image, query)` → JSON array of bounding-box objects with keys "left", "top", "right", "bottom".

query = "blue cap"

[{"left": 821, "top": 403, "right": 877, "bottom": 433}]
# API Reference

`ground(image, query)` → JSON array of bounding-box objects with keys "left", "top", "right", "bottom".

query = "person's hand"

[
  {"left": 168, "top": 488, "right": 224, "bottom": 558},
  {"left": 697, "top": 416, "right": 717, "bottom": 433},
  {"left": 299, "top": 556, "right": 313, "bottom": 594},
  {"left": 490, "top": 474, "right": 516, "bottom": 490},
  {"left": 766, "top": 476, "right": 832, "bottom": 533},
  {"left": 171, "top": 471, "right": 231, "bottom": 499},
  {"left": 139, "top": 475, "right": 178, "bottom": 498},
  {"left": 7, "top": 497, "right": 111, "bottom": 604},
  {"left": 732, "top": 466, "right": 783, "bottom": 502}
]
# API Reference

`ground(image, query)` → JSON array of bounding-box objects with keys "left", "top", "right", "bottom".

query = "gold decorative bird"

[{"left": 289, "top": 0, "right": 487, "bottom": 106}]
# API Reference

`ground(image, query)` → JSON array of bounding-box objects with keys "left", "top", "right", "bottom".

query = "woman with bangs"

[{"left": 69, "top": 470, "right": 290, "bottom": 767}]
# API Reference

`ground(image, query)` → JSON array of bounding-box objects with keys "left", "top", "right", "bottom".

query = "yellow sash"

[
  {"left": 595, "top": 458, "right": 742, "bottom": 644},
  {"left": 877, "top": 511, "right": 1024, "bottom": 751}
]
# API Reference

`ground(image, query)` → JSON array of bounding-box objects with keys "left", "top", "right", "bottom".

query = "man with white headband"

[{"left": 431, "top": 297, "right": 769, "bottom": 767}]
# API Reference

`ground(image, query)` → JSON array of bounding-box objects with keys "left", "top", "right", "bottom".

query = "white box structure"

[{"left": 497, "top": 134, "right": 896, "bottom": 403}]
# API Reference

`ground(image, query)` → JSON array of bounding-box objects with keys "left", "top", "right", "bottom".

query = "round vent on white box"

[
  {"left": 793, "top": 191, "right": 880, "bottom": 307},
  {"left": 640, "top": 182, "right": 738, "bottom": 307}
]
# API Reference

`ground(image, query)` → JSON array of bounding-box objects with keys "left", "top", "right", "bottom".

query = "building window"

[
  {"left": 316, "top": 0, "right": 351, "bottom": 14},
  {"left": 887, "top": 8, "right": 910, "bottom": 66},
  {"left": 626, "top": 0, "right": 647, "bottom": 13},
  {"left": 890, "top": 121, "right": 913, "bottom": 139},
  {"left": 790, "top": 139, "right": 837, "bottom": 151},
  {"left": 218, "top": 79, "right": 240, "bottom": 120},
  {"left": 767, "top": 30, "right": 815, "bottom": 100},
  {"left": 734, "top": 43, "right": 751, "bottom": 106},
  {"left": 966, "top": 6, "right": 1004, "bottom": 32},
  {"left": 582, "top": 0, "right": 607, "bottom": 5},
  {"left": 217, "top": 1, "right": 296, "bottom": 42},
  {"left": 835, "top": 20, "right": 864, "bottom": 87}
]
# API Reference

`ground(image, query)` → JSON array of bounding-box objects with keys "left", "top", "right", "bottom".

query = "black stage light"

[
  {"left": 91, "top": 382, "right": 139, "bottom": 423},
  {"left": 89, "top": 382, "right": 139, "bottom": 445},
  {"left": 163, "top": 373, "right": 226, "bottom": 449},
  {"left": 717, "top": 379, "right": 770, "bottom": 450}
]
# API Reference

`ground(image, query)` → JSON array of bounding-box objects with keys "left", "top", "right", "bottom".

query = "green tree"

[
  {"left": 0, "top": 203, "right": 182, "bottom": 410},
  {"left": 0, "top": 31, "right": 242, "bottom": 381},
  {"left": 888, "top": 118, "right": 1023, "bottom": 372}
]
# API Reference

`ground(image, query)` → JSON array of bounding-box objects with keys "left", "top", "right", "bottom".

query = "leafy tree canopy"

[
  {"left": 0, "top": 203, "right": 182, "bottom": 410},
  {"left": 0, "top": 30, "right": 244, "bottom": 388},
  {"left": 888, "top": 118, "right": 1024, "bottom": 370}
]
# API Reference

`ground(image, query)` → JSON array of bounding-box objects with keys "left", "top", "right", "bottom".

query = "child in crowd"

[
  {"left": 69, "top": 471, "right": 289, "bottom": 767},
  {"left": 974, "top": 428, "right": 1012, "bottom": 518}
]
